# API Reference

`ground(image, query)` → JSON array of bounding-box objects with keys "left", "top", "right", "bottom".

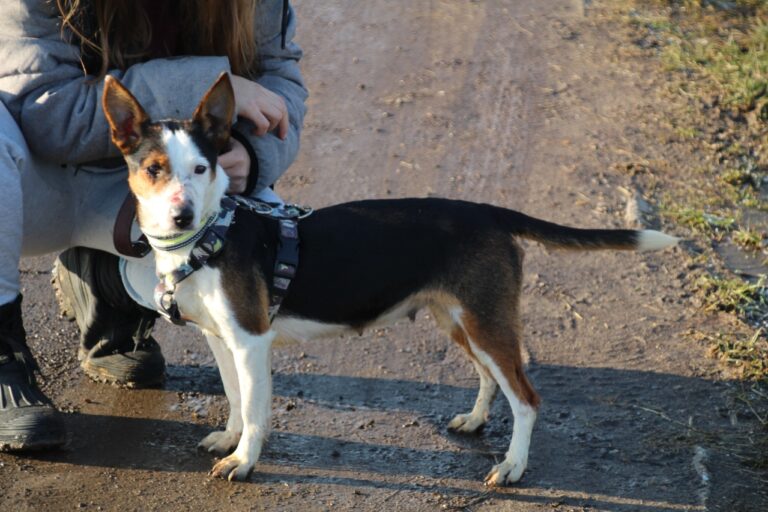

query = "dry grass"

[{"left": 619, "top": 0, "right": 768, "bottom": 383}]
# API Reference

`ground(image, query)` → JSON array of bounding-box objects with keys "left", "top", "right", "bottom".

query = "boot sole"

[
  {"left": 51, "top": 260, "right": 76, "bottom": 323},
  {"left": 0, "top": 412, "right": 67, "bottom": 452},
  {"left": 80, "top": 354, "right": 165, "bottom": 389},
  {"left": 0, "top": 435, "right": 66, "bottom": 452}
]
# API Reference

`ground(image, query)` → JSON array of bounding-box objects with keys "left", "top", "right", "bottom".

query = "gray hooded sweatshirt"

[{"left": 0, "top": 0, "right": 307, "bottom": 193}]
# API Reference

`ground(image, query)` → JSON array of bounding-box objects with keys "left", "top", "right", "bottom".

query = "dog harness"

[{"left": 147, "top": 196, "right": 312, "bottom": 326}]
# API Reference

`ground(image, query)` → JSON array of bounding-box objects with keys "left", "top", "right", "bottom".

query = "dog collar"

[
  {"left": 144, "top": 211, "right": 220, "bottom": 252},
  {"left": 153, "top": 197, "right": 237, "bottom": 324}
]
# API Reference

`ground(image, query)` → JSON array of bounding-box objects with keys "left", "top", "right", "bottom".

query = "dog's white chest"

[{"left": 167, "top": 266, "right": 232, "bottom": 337}]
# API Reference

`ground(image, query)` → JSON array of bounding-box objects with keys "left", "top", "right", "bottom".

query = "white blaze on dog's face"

[
  {"left": 101, "top": 73, "right": 235, "bottom": 237},
  {"left": 128, "top": 126, "right": 218, "bottom": 235}
]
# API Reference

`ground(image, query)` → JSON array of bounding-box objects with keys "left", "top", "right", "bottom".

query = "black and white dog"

[{"left": 102, "top": 74, "right": 677, "bottom": 484}]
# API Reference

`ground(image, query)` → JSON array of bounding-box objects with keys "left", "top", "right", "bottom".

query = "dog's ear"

[
  {"left": 192, "top": 72, "right": 235, "bottom": 152},
  {"left": 102, "top": 76, "right": 149, "bottom": 155}
]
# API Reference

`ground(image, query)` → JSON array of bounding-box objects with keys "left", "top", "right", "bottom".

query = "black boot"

[
  {"left": 53, "top": 248, "right": 165, "bottom": 388},
  {"left": 0, "top": 295, "right": 66, "bottom": 451}
]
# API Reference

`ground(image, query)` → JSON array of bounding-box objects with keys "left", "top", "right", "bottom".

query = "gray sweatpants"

[{"left": 0, "top": 101, "right": 281, "bottom": 311}]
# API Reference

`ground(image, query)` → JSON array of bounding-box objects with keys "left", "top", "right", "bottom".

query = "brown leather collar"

[{"left": 114, "top": 193, "right": 150, "bottom": 258}]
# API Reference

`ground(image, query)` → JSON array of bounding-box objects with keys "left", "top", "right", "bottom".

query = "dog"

[{"left": 101, "top": 73, "right": 678, "bottom": 484}]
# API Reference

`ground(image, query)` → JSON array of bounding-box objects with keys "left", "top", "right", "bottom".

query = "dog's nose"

[{"left": 172, "top": 207, "right": 194, "bottom": 229}]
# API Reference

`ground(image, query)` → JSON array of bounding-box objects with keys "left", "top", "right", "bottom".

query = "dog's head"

[{"left": 102, "top": 73, "right": 234, "bottom": 238}]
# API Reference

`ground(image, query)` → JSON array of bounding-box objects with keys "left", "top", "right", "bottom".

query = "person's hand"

[
  {"left": 230, "top": 74, "right": 289, "bottom": 140},
  {"left": 219, "top": 138, "right": 250, "bottom": 194}
]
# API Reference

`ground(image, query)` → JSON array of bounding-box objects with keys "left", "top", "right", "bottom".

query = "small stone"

[{"left": 357, "top": 419, "right": 375, "bottom": 430}]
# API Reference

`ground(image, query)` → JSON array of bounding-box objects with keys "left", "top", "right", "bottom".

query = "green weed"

[
  {"left": 733, "top": 226, "right": 766, "bottom": 250},
  {"left": 664, "top": 205, "right": 736, "bottom": 233},
  {"left": 696, "top": 274, "right": 767, "bottom": 316},
  {"left": 705, "top": 329, "right": 768, "bottom": 382}
]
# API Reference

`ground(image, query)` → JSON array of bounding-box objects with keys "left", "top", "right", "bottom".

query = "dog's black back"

[
  {"left": 210, "top": 197, "right": 642, "bottom": 332},
  {"left": 211, "top": 198, "right": 529, "bottom": 328}
]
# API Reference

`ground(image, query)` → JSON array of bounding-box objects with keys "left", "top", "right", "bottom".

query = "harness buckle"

[
  {"left": 154, "top": 286, "right": 186, "bottom": 326},
  {"left": 273, "top": 276, "right": 291, "bottom": 291},
  {"left": 275, "top": 262, "right": 296, "bottom": 278}
]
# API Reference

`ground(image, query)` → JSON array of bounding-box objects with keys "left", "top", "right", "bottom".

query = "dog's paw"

[
  {"left": 483, "top": 459, "right": 525, "bottom": 487},
  {"left": 209, "top": 453, "right": 254, "bottom": 482},
  {"left": 197, "top": 431, "right": 241, "bottom": 457},
  {"left": 447, "top": 413, "right": 485, "bottom": 434}
]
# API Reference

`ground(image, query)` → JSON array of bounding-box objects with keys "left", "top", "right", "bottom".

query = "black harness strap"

[
  {"left": 152, "top": 196, "right": 311, "bottom": 326},
  {"left": 232, "top": 196, "right": 311, "bottom": 322},
  {"left": 270, "top": 219, "right": 299, "bottom": 319}
]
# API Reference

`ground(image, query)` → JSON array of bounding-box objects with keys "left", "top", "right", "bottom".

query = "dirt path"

[{"left": 2, "top": 1, "right": 765, "bottom": 510}]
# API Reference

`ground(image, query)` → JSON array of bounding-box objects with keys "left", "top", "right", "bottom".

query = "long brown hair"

[{"left": 56, "top": 0, "right": 258, "bottom": 79}]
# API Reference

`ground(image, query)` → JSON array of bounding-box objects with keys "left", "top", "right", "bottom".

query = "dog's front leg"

[
  {"left": 209, "top": 329, "right": 275, "bottom": 482},
  {"left": 198, "top": 333, "right": 242, "bottom": 456}
]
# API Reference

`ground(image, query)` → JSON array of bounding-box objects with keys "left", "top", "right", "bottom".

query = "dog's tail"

[{"left": 491, "top": 206, "right": 678, "bottom": 251}]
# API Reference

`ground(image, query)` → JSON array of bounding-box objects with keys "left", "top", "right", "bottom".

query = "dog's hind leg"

[
  {"left": 454, "top": 304, "right": 539, "bottom": 486},
  {"left": 448, "top": 359, "right": 498, "bottom": 433},
  {"left": 431, "top": 302, "right": 499, "bottom": 434},
  {"left": 429, "top": 302, "right": 498, "bottom": 434},
  {"left": 198, "top": 333, "right": 242, "bottom": 456}
]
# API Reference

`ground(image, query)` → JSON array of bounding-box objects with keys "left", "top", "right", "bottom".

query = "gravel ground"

[{"left": 1, "top": 1, "right": 766, "bottom": 510}]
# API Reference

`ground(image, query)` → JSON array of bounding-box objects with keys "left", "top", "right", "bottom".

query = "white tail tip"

[{"left": 637, "top": 230, "right": 679, "bottom": 251}]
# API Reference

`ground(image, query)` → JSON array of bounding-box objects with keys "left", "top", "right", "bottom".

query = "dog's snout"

[{"left": 172, "top": 206, "right": 194, "bottom": 229}]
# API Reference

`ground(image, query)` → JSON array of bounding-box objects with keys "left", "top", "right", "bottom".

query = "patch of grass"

[
  {"left": 721, "top": 168, "right": 759, "bottom": 188},
  {"left": 617, "top": 0, "right": 768, "bottom": 477},
  {"left": 655, "top": 4, "right": 768, "bottom": 112},
  {"left": 696, "top": 274, "right": 768, "bottom": 316},
  {"left": 663, "top": 205, "right": 736, "bottom": 234},
  {"left": 742, "top": 195, "right": 768, "bottom": 211},
  {"left": 704, "top": 329, "right": 768, "bottom": 381},
  {"left": 733, "top": 226, "right": 766, "bottom": 250},
  {"left": 673, "top": 125, "right": 699, "bottom": 139},
  {"left": 627, "top": 10, "right": 675, "bottom": 32}
]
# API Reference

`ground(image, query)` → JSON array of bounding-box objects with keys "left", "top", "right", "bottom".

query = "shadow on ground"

[{"left": 12, "top": 364, "right": 759, "bottom": 510}]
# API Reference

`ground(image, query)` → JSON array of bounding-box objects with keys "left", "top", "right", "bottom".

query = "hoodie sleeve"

[
  {"left": 233, "top": 1, "right": 308, "bottom": 194},
  {"left": 0, "top": 0, "right": 306, "bottom": 173}
]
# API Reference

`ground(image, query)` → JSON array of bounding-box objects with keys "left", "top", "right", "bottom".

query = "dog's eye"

[
  {"left": 145, "top": 164, "right": 161, "bottom": 178},
  {"left": 194, "top": 165, "right": 207, "bottom": 175}
]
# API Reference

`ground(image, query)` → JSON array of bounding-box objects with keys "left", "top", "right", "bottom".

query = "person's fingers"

[
  {"left": 231, "top": 75, "right": 289, "bottom": 139},
  {"left": 277, "top": 108, "right": 289, "bottom": 140},
  {"left": 270, "top": 96, "right": 289, "bottom": 140},
  {"left": 227, "top": 176, "right": 246, "bottom": 194},
  {"left": 223, "top": 164, "right": 248, "bottom": 193},
  {"left": 243, "top": 108, "right": 270, "bottom": 136},
  {"left": 218, "top": 150, "right": 237, "bottom": 168},
  {"left": 260, "top": 103, "right": 283, "bottom": 131}
]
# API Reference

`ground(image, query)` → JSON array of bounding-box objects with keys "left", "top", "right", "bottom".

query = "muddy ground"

[{"left": 1, "top": 0, "right": 766, "bottom": 510}]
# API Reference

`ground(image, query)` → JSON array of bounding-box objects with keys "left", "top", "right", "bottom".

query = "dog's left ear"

[{"left": 193, "top": 73, "right": 235, "bottom": 152}]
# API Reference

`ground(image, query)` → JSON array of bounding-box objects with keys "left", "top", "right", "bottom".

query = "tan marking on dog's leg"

[
  {"left": 432, "top": 308, "right": 500, "bottom": 433},
  {"left": 473, "top": 339, "right": 536, "bottom": 486},
  {"left": 198, "top": 333, "right": 242, "bottom": 456},
  {"left": 430, "top": 302, "right": 495, "bottom": 432},
  {"left": 458, "top": 310, "right": 539, "bottom": 486}
]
